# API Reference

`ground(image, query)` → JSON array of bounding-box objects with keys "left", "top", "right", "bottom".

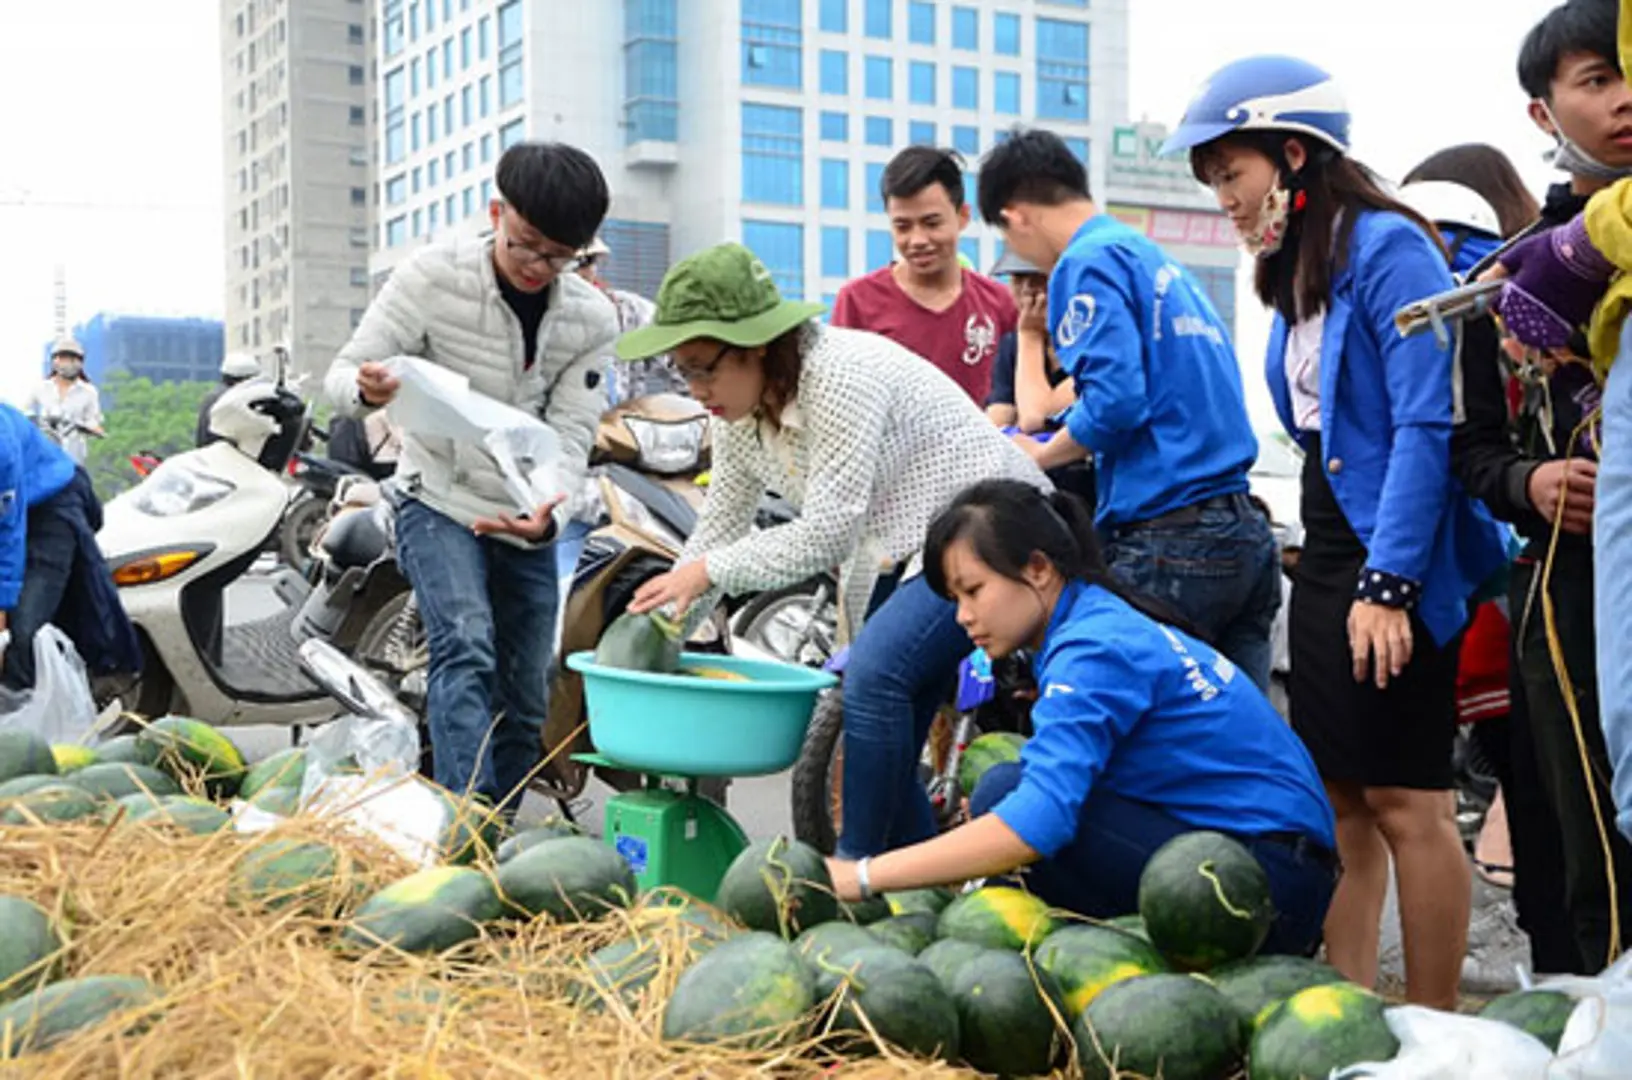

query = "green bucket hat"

[{"left": 615, "top": 242, "right": 827, "bottom": 360}]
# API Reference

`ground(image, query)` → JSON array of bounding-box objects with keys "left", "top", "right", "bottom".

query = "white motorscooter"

[{"left": 95, "top": 352, "right": 392, "bottom": 729}]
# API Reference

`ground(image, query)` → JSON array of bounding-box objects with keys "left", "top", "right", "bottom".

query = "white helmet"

[
  {"left": 50, "top": 336, "right": 84, "bottom": 359},
  {"left": 205, "top": 379, "right": 284, "bottom": 458},
  {"left": 220, "top": 351, "right": 262, "bottom": 380},
  {"left": 1397, "top": 180, "right": 1501, "bottom": 239}
]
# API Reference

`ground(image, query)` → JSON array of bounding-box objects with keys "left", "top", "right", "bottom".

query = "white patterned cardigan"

[{"left": 685, "top": 322, "right": 1050, "bottom": 640}]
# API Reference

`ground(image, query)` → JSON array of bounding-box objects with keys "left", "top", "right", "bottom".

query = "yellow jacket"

[{"left": 1583, "top": 0, "right": 1632, "bottom": 374}]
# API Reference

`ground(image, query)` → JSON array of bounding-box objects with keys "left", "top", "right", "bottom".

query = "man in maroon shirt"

[{"left": 831, "top": 146, "right": 1017, "bottom": 403}]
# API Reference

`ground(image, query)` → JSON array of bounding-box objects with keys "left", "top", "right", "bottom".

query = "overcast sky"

[{"left": 0, "top": 0, "right": 1572, "bottom": 424}]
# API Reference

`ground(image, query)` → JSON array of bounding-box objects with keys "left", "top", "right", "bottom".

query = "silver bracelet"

[{"left": 855, "top": 856, "right": 873, "bottom": 900}]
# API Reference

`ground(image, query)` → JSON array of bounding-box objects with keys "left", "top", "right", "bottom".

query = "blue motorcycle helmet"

[{"left": 1160, "top": 55, "right": 1351, "bottom": 158}]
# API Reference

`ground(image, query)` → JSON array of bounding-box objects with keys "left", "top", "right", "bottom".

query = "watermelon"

[
  {"left": 494, "top": 818, "right": 583, "bottom": 864},
  {"left": 126, "top": 796, "right": 230, "bottom": 835},
  {"left": 795, "top": 922, "right": 878, "bottom": 966},
  {"left": 949, "top": 947, "right": 1067, "bottom": 1076},
  {"left": 867, "top": 912, "right": 938, "bottom": 955},
  {"left": 839, "top": 895, "right": 892, "bottom": 925},
  {"left": 1480, "top": 988, "right": 1577, "bottom": 1052},
  {"left": 1076, "top": 973, "right": 1243, "bottom": 1080},
  {"left": 1249, "top": 983, "right": 1400, "bottom": 1080},
  {"left": 573, "top": 937, "right": 669, "bottom": 1013},
  {"left": 68, "top": 763, "right": 180, "bottom": 802},
  {"left": 885, "top": 886, "right": 957, "bottom": 917},
  {"left": 0, "top": 730, "right": 56, "bottom": 784},
  {"left": 0, "top": 896, "right": 60, "bottom": 1003},
  {"left": 938, "top": 885, "right": 1058, "bottom": 951},
  {"left": 1209, "top": 955, "right": 1345, "bottom": 1042},
  {"left": 957, "top": 731, "right": 1027, "bottom": 798},
  {"left": 917, "top": 938, "right": 988, "bottom": 993},
  {"left": 135, "top": 716, "right": 247, "bottom": 797},
  {"left": 432, "top": 788, "right": 506, "bottom": 865},
  {"left": 496, "top": 836, "right": 636, "bottom": 922},
  {"left": 1106, "top": 913, "right": 1150, "bottom": 941},
  {"left": 237, "top": 748, "right": 307, "bottom": 800},
  {"left": 107, "top": 790, "right": 168, "bottom": 822},
  {"left": 1034, "top": 923, "right": 1170, "bottom": 1016},
  {"left": 229, "top": 838, "right": 356, "bottom": 915},
  {"left": 662, "top": 931, "right": 816, "bottom": 1049},
  {"left": 1, "top": 783, "right": 99, "bottom": 825},
  {"left": 344, "top": 866, "right": 503, "bottom": 954},
  {"left": 1138, "top": 831, "right": 1274, "bottom": 970},
  {"left": 0, "top": 774, "right": 72, "bottom": 800},
  {"left": 0, "top": 975, "right": 161, "bottom": 1054},
  {"left": 820, "top": 945, "right": 960, "bottom": 1059},
  {"left": 247, "top": 785, "right": 303, "bottom": 817},
  {"left": 715, "top": 836, "right": 837, "bottom": 937},
  {"left": 92, "top": 735, "right": 143, "bottom": 764},
  {"left": 595, "top": 610, "right": 681, "bottom": 674},
  {"left": 50, "top": 744, "right": 99, "bottom": 774}
]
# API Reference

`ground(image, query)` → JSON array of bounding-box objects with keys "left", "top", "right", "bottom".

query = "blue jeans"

[
  {"left": 836, "top": 574, "right": 972, "bottom": 859},
  {"left": 1596, "top": 325, "right": 1632, "bottom": 844},
  {"left": 971, "top": 763, "right": 1337, "bottom": 956},
  {"left": 1104, "top": 493, "right": 1281, "bottom": 692},
  {"left": 394, "top": 498, "right": 559, "bottom": 810}
]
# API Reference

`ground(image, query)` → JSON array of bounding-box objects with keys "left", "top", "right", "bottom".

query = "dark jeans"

[
  {"left": 1103, "top": 493, "right": 1280, "bottom": 692},
  {"left": 1511, "top": 550, "right": 1632, "bottom": 972},
  {"left": 835, "top": 574, "right": 972, "bottom": 860},
  {"left": 394, "top": 497, "right": 559, "bottom": 810},
  {"left": 971, "top": 763, "right": 1338, "bottom": 957}
]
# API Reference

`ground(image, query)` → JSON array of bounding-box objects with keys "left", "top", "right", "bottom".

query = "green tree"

[{"left": 84, "top": 373, "right": 216, "bottom": 502}]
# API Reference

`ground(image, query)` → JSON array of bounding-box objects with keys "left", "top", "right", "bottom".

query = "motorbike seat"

[{"left": 320, "top": 504, "right": 391, "bottom": 570}]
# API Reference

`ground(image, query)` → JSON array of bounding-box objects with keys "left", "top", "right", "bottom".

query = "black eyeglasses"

[
  {"left": 676, "top": 343, "right": 737, "bottom": 386},
  {"left": 503, "top": 235, "right": 579, "bottom": 272}
]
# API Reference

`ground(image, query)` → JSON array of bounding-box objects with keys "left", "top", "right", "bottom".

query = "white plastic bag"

[
  {"left": 1542, "top": 952, "right": 1632, "bottom": 1079},
  {"left": 1332, "top": 1006, "right": 1553, "bottom": 1080},
  {"left": 0, "top": 625, "right": 99, "bottom": 745}
]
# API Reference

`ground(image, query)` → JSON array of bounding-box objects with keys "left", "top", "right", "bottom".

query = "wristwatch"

[{"left": 855, "top": 856, "right": 874, "bottom": 900}]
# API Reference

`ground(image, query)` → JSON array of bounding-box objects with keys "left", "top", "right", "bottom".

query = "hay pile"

[{"left": 0, "top": 818, "right": 980, "bottom": 1078}]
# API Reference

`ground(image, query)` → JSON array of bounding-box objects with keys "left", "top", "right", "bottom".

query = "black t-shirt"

[
  {"left": 985, "top": 331, "right": 1070, "bottom": 410},
  {"left": 497, "top": 274, "right": 551, "bottom": 369}
]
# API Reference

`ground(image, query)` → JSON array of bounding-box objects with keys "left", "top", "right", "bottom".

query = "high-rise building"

[
  {"left": 368, "top": 1, "right": 1148, "bottom": 312},
  {"left": 43, "top": 315, "right": 225, "bottom": 387},
  {"left": 221, "top": 0, "right": 376, "bottom": 379}
]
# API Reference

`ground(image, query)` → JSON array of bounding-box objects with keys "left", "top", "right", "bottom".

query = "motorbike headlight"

[
  {"left": 132, "top": 463, "right": 236, "bottom": 517},
  {"left": 622, "top": 415, "right": 706, "bottom": 475}
]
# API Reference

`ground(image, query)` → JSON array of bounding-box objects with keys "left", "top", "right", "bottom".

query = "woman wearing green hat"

[{"left": 623, "top": 242, "right": 1048, "bottom": 858}]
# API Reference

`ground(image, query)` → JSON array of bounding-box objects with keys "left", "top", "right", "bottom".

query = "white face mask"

[
  {"left": 1240, "top": 183, "right": 1294, "bottom": 259},
  {"left": 54, "top": 361, "right": 82, "bottom": 380},
  {"left": 1540, "top": 100, "right": 1632, "bottom": 182}
]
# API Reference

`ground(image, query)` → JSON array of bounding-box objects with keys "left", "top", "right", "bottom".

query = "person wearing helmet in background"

[
  {"left": 196, "top": 352, "right": 262, "bottom": 448},
  {"left": 25, "top": 337, "right": 103, "bottom": 466},
  {"left": 575, "top": 235, "right": 683, "bottom": 404},
  {"left": 1166, "top": 56, "right": 1510, "bottom": 1007}
]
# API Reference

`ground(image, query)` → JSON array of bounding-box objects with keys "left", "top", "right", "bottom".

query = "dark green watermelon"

[
  {"left": 821, "top": 945, "right": 959, "bottom": 1059},
  {"left": 494, "top": 818, "right": 583, "bottom": 864},
  {"left": 715, "top": 836, "right": 837, "bottom": 938},
  {"left": 595, "top": 610, "right": 681, "bottom": 673},
  {"left": 917, "top": 938, "right": 988, "bottom": 994},
  {"left": 0, "top": 975, "right": 161, "bottom": 1054},
  {"left": 1249, "top": 983, "right": 1400, "bottom": 1080},
  {"left": 949, "top": 947, "right": 1067, "bottom": 1077},
  {"left": 795, "top": 922, "right": 878, "bottom": 967},
  {"left": 1077, "top": 973, "right": 1243, "bottom": 1080},
  {"left": 866, "top": 912, "right": 938, "bottom": 955},
  {"left": 1209, "top": 955, "right": 1345, "bottom": 1043},
  {"left": 1, "top": 783, "right": 99, "bottom": 825},
  {"left": 92, "top": 735, "right": 143, "bottom": 765},
  {"left": 1138, "top": 831, "right": 1275, "bottom": 970},
  {"left": 839, "top": 895, "right": 892, "bottom": 925},
  {"left": 0, "top": 896, "right": 61, "bottom": 1003},
  {"left": 884, "top": 886, "right": 957, "bottom": 917},
  {"left": 68, "top": 763, "right": 180, "bottom": 802},
  {"left": 1106, "top": 913, "right": 1150, "bottom": 941},
  {"left": 237, "top": 748, "right": 307, "bottom": 800},
  {"left": 661, "top": 932, "right": 815, "bottom": 1049},
  {"left": 1480, "top": 988, "right": 1577, "bottom": 1052},
  {"left": 0, "top": 730, "right": 56, "bottom": 784},
  {"left": 228, "top": 838, "right": 356, "bottom": 915},
  {"left": 1034, "top": 923, "right": 1170, "bottom": 1016},
  {"left": 496, "top": 836, "right": 636, "bottom": 922},
  {"left": 937, "top": 885, "right": 1058, "bottom": 951},
  {"left": 957, "top": 731, "right": 1027, "bottom": 798}
]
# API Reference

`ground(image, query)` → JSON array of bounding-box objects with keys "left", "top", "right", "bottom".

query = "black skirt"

[{"left": 1288, "top": 435, "right": 1461, "bottom": 790}]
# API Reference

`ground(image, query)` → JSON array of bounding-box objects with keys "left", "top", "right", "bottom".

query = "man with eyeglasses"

[{"left": 324, "top": 142, "right": 619, "bottom": 815}]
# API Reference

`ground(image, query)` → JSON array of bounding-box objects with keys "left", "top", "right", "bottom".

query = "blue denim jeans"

[
  {"left": 971, "top": 763, "right": 1337, "bottom": 956},
  {"left": 1596, "top": 325, "right": 1632, "bottom": 844},
  {"left": 394, "top": 498, "right": 559, "bottom": 809},
  {"left": 835, "top": 574, "right": 972, "bottom": 859},
  {"left": 1103, "top": 493, "right": 1281, "bottom": 692}
]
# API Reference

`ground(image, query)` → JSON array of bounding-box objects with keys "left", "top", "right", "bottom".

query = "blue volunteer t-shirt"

[
  {"left": 0, "top": 404, "right": 77, "bottom": 610},
  {"left": 992, "top": 580, "right": 1336, "bottom": 858},
  {"left": 1050, "top": 215, "right": 1257, "bottom": 527}
]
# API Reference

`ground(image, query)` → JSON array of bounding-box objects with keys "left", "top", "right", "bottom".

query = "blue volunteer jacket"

[
  {"left": 0, "top": 405, "right": 76, "bottom": 610},
  {"left": 1049, "top": 214, "right": 1258, "bottom": 528},
  {"left": 992, "top": 580, "right": 1336, "bottom": 859},
  {"left": 1265, "top": 210, "right": 1509, "bottom": 647}
]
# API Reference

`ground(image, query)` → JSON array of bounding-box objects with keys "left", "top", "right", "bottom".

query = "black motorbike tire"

[
  {"left": 733, "top": 576, "right": 837, "bottom": 666},
  {"left": 279, "top": 497, "right": 328, "bottom": 575},
  {"left": 790, "top": 687, "right": 845, "bottom": 855}
]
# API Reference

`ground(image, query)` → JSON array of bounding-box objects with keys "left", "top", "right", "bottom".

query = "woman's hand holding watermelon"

[{"left": 629, "top": 559, "right": 713, "bottom": 618}]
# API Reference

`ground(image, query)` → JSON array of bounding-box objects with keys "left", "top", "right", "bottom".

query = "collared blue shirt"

[
  {"left": 1050, "top": 214, "right": 1257, "bottom": 527},
  {"left": 992, "top": 580, "right": 1336, "bottom": 859},
  {"left": 0, "top": 404, "right": 77, "bottom": 610}
]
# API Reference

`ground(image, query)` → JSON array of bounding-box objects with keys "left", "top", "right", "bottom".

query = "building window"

[
  {"left": 480, "top": 75, "right": 492, "bottom": 117},
  {"left": 348, "top": 23, "right": 364, "bottom": 45},
  {"left": 994, "top": 71, "right": 1020, "bottom": 115},
  {"left": 994, "top": 11, "right": 1019, "bottom": 55},
  {"left": 427, "top": 44, "right": 438, "bottom": 88},
  {"left": 425, "top": 0, "right": 435, "bottom": 31},
  {"left": 349, "top": 64, "right": 365, "bottom": 85},
  {"left": 412, "top": 166, "right": 422, "bottom": 192},
  {"left": 464, "top": 187, "right": 476, "bottom": 217},
  {"left": 411, "top": 112, "right": 422, "bottom": 151},
  {"left": 743, "top": 220, "right": 805, "bottom": 299},
  {"left": 952, "top": 124, "right": 978, "bottom": 155},
  {"left": 412, "top": 208, "right": 423, "bottom": 236},
  {"left": 908, "top": 1, "right": 934, "bottom": 44},
  {"left": 819, "top": 49, "right": 847, "bottom": 95},
  {"left": 864, "top": 0, "right": 891, "bottom": 39},
  {"left": 446, "top": 194, "right": 458, "bottom": 222},
  {"left": 443, "top": 40, "right": 455, "bottom": 82},
  {"left": 445, "top": 149, "right": 456, "bottom": 175},
  {"left": 742, "top": 0, "right": 802, "bottom": 90},
  {"left": 867, "top": 228, "right": 893, "bottom": 269},
  {"left": 865, "top": 116, "right": 892, "bottom": 146},
  {"left": 351, "top": 266, "right": 370, "bottom": 287},
  {"left": 741, "top": 102, "right": 803, "bottom": 205},
  {"left": 909, "top": 60, "right": 935, "bottom": 104},
  {"left": 482, "top": 178, "right": 493, "bottom": 204},
  {"left": 864, "top": 56, "right": 892, "bottom": 100},
  {"left": 822, "top": 225, "right": 849, "bottom": 278},
  {"left": 865, "top": 162, "right": 886, "bottom": 213},
  {"left": 385, "top": 66, "right": 407, "bottom": 164},
  {"left": 481, "top": 133, "right": 494, "bottom": 162},
  {"left": 952, "top": 65, "right": 977, "bottom": 110},
  {"left": 625, "top": 0, "right": 679, "bottom": 143},
  {"left": 410, "top": 57, "right": 420, "bottom": 95},
  {"left": 463, "top": 143, "right": 474, "bottom": 172},
  {"left": 819, "top": 0, "right": 846, "bottom": 32},
  {"left": 347, "top": 105, "right": 365, "bottom": 126},
  {"left": 461, "top": 27, "right": 472, "bottom": 69},
  {"left": 351, "top": 186, "right": 368, "bottom": 207},
  {"left": 820, "top": 110, "right": 849, "bottom": 142},
  {"left": 500, "top": 118, "right": 525, "bottom": 149},
  {"left": 386, "top": 175, "right": 407, "bottom": 204},
  {"left": 427, "top": 102, "right": 438, "bottom": 143},
  {"left": 1063, "top": 136, "right": 1089, "bottom": 164},
  {"left": 909, "top": 120, "right": 935, "bottom": 145},
  {"left": 429, "top": 158, "right": 440, "bottom": 185},
  {"left": 951, "top": 5, "right": 977, "bottom": 49},
  {"left": 462, "top": 85, "right": 474, "bottom": 126},
  {"left": 821, "top": 158, "right": 849, "bottom": 209},
  {"left": 386, "top": 215, "right": 407, "bottom": 247},
  {"left": 1036, "top": 19, "right": 1089, "bottom": 120},
  {"left": 499, "top": 0, "right": 524, "bottom": 107},
  {"left": 352, "top": 146, "right": 371, "bottom": 166}
]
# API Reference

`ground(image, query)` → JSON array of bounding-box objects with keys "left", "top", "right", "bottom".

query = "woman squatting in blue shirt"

[{"left": 825, "top": 479, "right": 1339, "bottom": 957}]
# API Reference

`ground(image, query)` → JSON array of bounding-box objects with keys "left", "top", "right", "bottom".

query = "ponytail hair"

[{"left": 923, "top": 479, "right": 1208, "bottom": 641}]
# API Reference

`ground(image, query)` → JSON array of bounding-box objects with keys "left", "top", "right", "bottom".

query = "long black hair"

[{"left": 923, "top": 479, "right": 1207, "bottom": 641}]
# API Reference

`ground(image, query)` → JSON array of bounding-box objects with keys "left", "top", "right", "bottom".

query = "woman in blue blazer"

[{"left": 1165, "top": 56, "right": 1509, "bottom": 1009}]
